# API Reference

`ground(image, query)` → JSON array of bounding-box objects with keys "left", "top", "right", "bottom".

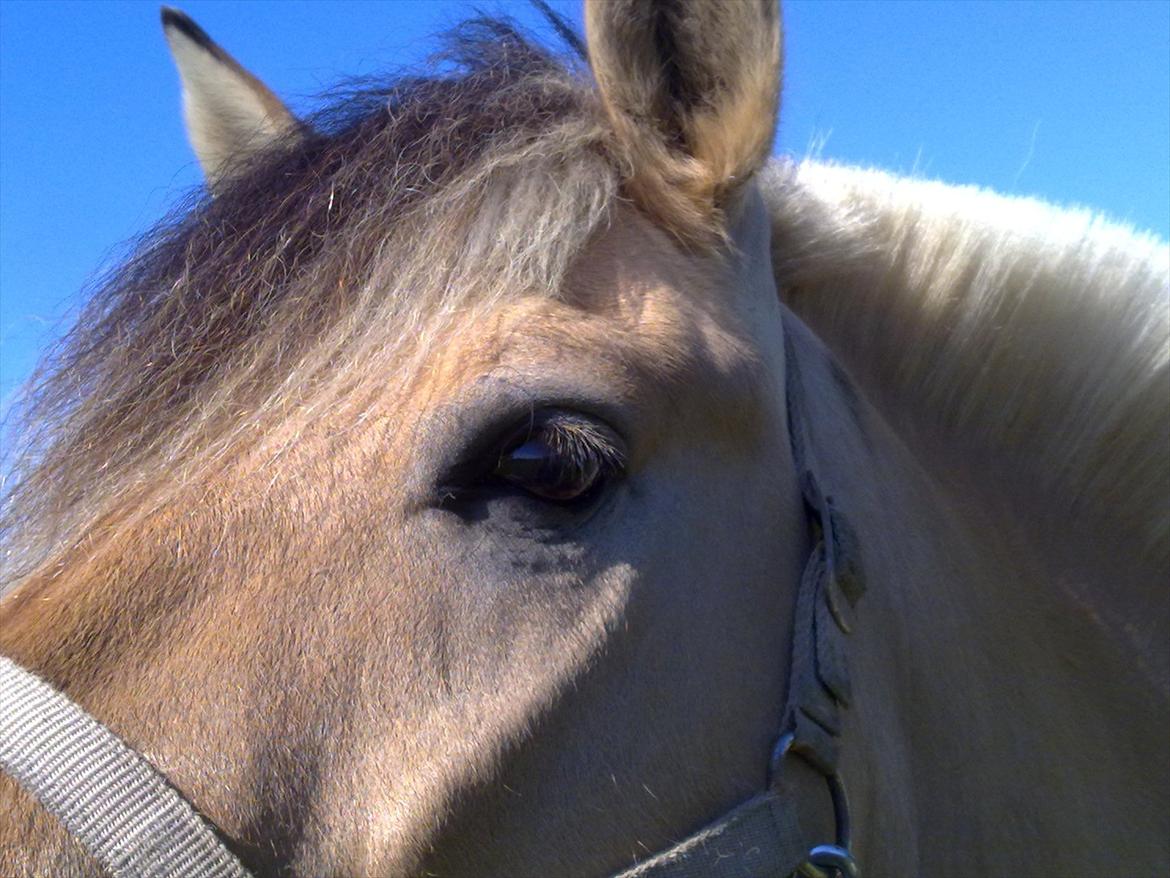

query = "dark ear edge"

[
  {"left": 161, "top": 6, "right": 300, "bottom": 188},
  {"left": 160, "top": 7, "right": 219, "bottom": 57}
]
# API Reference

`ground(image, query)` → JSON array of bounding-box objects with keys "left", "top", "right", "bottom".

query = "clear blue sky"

[{"left": 2, "top": 1, "right": 1168, "bottom": 419}]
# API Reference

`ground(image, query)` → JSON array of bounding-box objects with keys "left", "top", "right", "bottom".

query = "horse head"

[{"left": 1, "top": 3, "right": 831, "bottom": 875}]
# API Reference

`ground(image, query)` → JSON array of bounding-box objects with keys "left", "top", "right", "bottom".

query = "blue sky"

[{"left": 2, "top": 0, "right": 1168, "bottom": 421}]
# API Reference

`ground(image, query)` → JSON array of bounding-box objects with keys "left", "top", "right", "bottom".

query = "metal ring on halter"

[
  {"left": 797, "top": 845, "right": 860, "bottom": 878},
  {"left": 770, "top": 733, "right": 861, "bottom": 878}
]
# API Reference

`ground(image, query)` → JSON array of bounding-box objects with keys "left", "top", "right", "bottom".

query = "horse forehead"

[
  {"left": 419, "top": 210, "right": 761, "bottom": 404},
  {"left": 558, "top": 203, "right": 778, "bottom": 373}
]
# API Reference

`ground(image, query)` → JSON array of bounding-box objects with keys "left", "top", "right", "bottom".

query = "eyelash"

[{"left": 501, "top": 417, "right": 626, "bottom": 477}]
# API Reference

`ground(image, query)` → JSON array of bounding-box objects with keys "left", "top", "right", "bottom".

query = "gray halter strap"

[
  {"left": 612, "top": 472, "right": 864, "bottom": 878},
  {"left": 0, "top": 655, "right": 252, "bottom": 878},
  {"left": 612, "top": 324, "right": 866, "bottom": 878}
]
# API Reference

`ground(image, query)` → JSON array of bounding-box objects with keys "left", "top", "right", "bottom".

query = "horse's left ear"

[
  {"left": 585, "top": 0, "right": 782, "bottom": 243},
  {"left": 161, "top": 7, "right": 300, "bottom": 189}
]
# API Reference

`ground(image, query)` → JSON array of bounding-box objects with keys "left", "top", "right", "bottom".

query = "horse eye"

[{"left": 494, "top": 417, "right": 622, "bottom": 503}]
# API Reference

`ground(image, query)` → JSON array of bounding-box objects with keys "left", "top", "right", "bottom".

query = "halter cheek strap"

[
  {"left": 613, "top": 326, "right": 866, "bottom": 878},
  {"left": 612, "top": 470, "right": 865, "bottom": 878},
  {"left": 0, "top": 655, "right": 253, "bottom": 878}
]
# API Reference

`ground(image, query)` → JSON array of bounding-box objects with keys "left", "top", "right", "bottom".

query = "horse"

[{"left": 1, "top": 2, "right": 1166, "bottom": 876}]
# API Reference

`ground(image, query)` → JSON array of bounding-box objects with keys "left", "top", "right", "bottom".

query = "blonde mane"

[{"left": 764, "top": 160, "right": 1170, "bottom": 560}]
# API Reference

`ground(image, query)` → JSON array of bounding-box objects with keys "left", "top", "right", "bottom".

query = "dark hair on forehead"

[{"left": 1, "top": 17, "right": 618, "bottom": 582}]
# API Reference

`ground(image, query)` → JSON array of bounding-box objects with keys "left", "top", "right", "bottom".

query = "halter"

[
  {"left": 611, "top": 464, "right": 865, "bottom": 878},
  {"left": 0, "top": 327, "right": 866, "bottom": 878},
  {"left": 611, "top": 325, "right": 866, "bottom": 877}
]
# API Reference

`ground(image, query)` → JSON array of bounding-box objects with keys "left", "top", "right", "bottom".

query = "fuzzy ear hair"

[
  {"left": 585, "top": 0, "right": 782, "bottom": 244},
  {"left": 161, "top": 7, "right": 300, "bottom": 188}
]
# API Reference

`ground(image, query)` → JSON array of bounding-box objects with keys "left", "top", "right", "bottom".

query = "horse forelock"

[{"left": 0, "top": 18, "right": 621, "bottom": 587}]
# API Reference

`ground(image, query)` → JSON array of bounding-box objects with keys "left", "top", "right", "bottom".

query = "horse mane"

[
  {"left": 0, "top": 18, "right": 616, "bottom": 586},
  {"left": 764, "top": 160, "right": 1170, "bottom": 562}
]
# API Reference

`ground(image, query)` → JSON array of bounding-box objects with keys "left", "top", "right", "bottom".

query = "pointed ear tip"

[
  {"left": 160, "top": 6, "right": 186, "bottom": 31},
  {"left": 160, "top": 6, "right": 215, "bottom": 53}
]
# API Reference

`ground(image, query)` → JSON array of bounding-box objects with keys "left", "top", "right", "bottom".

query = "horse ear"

[
  {"left": 161, "top": 7, "right": 300, "bottom": 188},
  {"left": 585, "top": 0, "right": 782, "bottom": 242}
]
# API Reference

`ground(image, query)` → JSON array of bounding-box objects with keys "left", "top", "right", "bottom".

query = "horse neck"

[
  {"left": 763, "top": 156, "right": 1168, "bottom": 708},
  {"left": 871, "top": 438, "right": 1167, "bottom": 873},
  {"left": 777, "top": 250, "right": 1170, "bottom": 871}
]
